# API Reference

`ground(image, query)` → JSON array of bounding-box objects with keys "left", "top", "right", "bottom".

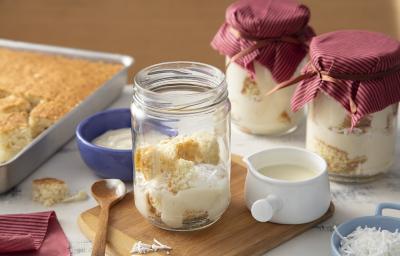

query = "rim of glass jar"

[{"left": 133, "top": 61, "right": 228, "bottom": 115}]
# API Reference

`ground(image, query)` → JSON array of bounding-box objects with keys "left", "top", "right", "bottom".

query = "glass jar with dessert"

[
  {"left": 131, "top": 62, "right": 231, "bottom": 231},
  {"left": 307, "top": 95, "right": 397, "bottom": 182},
  {"left": 211, "top": 0, "right": 314, "bottom": 135},
  {"left": 288, "top": 30, "right": 400, "bottom": 182}
]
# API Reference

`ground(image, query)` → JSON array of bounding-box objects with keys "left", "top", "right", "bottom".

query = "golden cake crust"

[
  {"left": 32, "top": 177, "right": 66, "bottom": 185},
  {"left": 0, "top": 47, "right": 123, "bottom": 162},
  {"left": 0, "top": 112, "right": 29, "bottom": 133},
  {"left": 0, "top": 48, "right": 122, "bottom": 104},
  {"left": 32, "top": 177, "right": 68, "bottom": 206},
  {"left": 0, "top": 95, "right": 31, "bottom": 113},
  {"left": 29, "top": 101, "right": 70, "bottom": 121}
]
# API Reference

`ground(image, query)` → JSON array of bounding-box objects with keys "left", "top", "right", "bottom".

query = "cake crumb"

[
  {"left": 32, "top": 178, "right": 88, "bottom": 206},
  {"left": 240, "top": 77, "right": 261, "bottom": 97},
  {"left": 278, "top": 111, "right": 291, "bottom": 124},
  {"left": 32, "top": 178, "right": 68, "bottom": 206},
  {"left": 238, "top": 125, "right": 253, "bottom": 134}
]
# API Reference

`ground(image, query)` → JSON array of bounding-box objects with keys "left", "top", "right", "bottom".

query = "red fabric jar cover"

[
  {"left": 211, "top": 0, "right": 314, "bottom": 83},
  {"left": 291, "top": 30, "right": 400, "bottom": 126}
]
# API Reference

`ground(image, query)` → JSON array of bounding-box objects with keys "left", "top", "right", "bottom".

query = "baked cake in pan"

[{"left": 0, "top": 48, "right": 123, "bottom": 163}]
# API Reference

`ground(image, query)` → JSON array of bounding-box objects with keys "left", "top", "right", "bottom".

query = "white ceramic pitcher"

[{"left": 244, "top": 146, "right": 331, "bottom": 224}]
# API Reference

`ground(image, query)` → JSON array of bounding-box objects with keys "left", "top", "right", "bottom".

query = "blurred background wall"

[{"left": 0, "top": 0, "right": 398, "bottom": 78}]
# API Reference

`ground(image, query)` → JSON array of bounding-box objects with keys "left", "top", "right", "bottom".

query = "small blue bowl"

[
  {"left": 76, "top": 108, "right": 133, "bottom": 181},
  {"left": 331, "top": 202, "right": 400, "bottom": 255}
]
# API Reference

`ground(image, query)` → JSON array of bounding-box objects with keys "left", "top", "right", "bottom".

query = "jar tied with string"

[
  {"left": 287, "top": 30, "right": 400, "bottom": 182},
  {"left": 211, "top": 0, "right": 314, "bottom": 135}
]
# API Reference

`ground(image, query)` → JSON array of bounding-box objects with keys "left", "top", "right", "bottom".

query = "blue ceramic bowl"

[
  {"left": 331, "top": 202, "right": 400, "bottom": 255},
  {"left": 76, "top": 108, "right": 133, "bottom": 181}
]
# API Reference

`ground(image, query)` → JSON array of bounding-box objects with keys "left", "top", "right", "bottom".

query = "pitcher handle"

[
  {"left": 375, "top": 202, "right": 400, "bottom": 216},
  {"left": 251, "top": 195, "right": 282, "bottom": 222}
]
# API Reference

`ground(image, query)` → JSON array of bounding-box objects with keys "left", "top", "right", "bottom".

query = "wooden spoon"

[{"left": 91, "top": 179, "right": 126, "bottom": 256}]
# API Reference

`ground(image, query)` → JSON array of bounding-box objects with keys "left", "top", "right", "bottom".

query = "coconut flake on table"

[
  {"left": 130, "top": 239, "right": 172, "bottom": 255},
  {"left": 336, "top": 226, "right": 400, "bottom": 256}
]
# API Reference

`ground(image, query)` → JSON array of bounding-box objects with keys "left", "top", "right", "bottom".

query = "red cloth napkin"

[{"left": 0, "top": 211, "right": 70, "bottom": 256}]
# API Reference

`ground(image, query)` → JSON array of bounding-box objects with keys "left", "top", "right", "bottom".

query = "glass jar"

[
  {"left": 306, "top": 94, "right": 398, "bottom": 183},
  {"left": 226, "top": 59, "right": 306, "bottom": 135},
  {"left": 131, "top": 62, "right": 231, "bottom": 231}
]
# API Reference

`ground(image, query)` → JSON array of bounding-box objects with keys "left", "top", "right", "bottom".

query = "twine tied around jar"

[
  {"left": 226, "top": 26, "right": 309, "bottom": 68},
  {"left": 265, "top": 62, "right": 400, "bottom": 114}
]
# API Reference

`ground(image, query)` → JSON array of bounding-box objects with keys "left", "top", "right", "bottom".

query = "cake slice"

[
  {"left": 0, "top": 112, "right": 31, "bottom": 163},
  {"left": 32, "top": 178, "right": 68, "bottom": 206}
]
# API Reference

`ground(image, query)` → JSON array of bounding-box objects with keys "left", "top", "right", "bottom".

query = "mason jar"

[
  {"left": 306, "top": 94, "right": 398, "bottom": 183},
  {"left": 226, "top": 59, "right": 307, "bottom": 135},
  {"left": 131, "top": 62, "right": 231, "bottom": 231},
  {"left": 211, "top": 0, "right": 314, "bottom": 136},
  {"left": 288, "top": 30, "right": 400, "bottom": 183}
]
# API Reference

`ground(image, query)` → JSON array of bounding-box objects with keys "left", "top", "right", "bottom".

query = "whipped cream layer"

[
  {"left": 226, "top": 60, "right": 305, "bottom": 135},
  {"left": 134, "top": 164, "right": 230, "bottom": 229}
]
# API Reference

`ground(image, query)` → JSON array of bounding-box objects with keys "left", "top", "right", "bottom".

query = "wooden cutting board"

[{"left": 78, "top": 155, "right": 334, "bottom": 256}]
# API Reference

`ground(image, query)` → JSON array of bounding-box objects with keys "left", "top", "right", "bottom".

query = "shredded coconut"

[
  {"left": 335, "top": 225, "right": 400, "bottom": 256},
  {"left": 130, "top": 239, "right": 172, "bottom": 255}
]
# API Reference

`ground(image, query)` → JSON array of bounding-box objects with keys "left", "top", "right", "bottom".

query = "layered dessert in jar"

[
  {"left": 307, "top": 95, "right": 397, "bottom": 182},
  {"left": 134, "top": 131, "right": 230, "bottom": 230},
  {"left": 132, "top": 62, "right": 231, "bottom": 230},
  {"left": 287, "top": 30, "right": 400, "bottom": 182},
  {"left": 211, "top": 0, "right": 314, "bottom": 135},
  {"left": 226, "top": 60, "right": 306, "bottom": 134}
]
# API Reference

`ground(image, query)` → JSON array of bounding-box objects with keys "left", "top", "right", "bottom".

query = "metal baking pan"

[{"left": 0, "top": 39, "right": 134, "bottom": 193}]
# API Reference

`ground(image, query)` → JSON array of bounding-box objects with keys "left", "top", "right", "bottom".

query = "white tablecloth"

[{"left": 1, "top": 86, "right": 400, "bottom": 256}]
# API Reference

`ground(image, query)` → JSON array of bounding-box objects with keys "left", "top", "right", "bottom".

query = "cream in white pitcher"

[{"left": 258, "top": 164, "right": 317, "bottom": 182}]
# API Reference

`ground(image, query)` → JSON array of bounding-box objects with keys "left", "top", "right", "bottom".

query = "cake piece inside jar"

[
  {"left": 314, "top": 138, "right": 367, "bottom": 173},
  {"left": 191, "top": 131, "right": 220, "bottom": 165},
  {"left": 336, "top": 115, "right": 372, "bottom": 134},
  {"left": 134, "top": 145, "right": 162, "bottom": 180},
  {"left": 134, "top": 131, "right": 220, "bottom": 182},
  {"left": 167, "top": 159, "right": 195, "bottom": 193},
  {"left": 241, "top": 77, "right": 260, "bottom": 96},
  {"left": 134, "top": 131, "right": 229, "bottom": 229},
  {"left": 158, "top": 137, "right": 203, "bottom": 164},
  {"left": 278, "top": 111, "right": 292, "bottom": 124}
]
